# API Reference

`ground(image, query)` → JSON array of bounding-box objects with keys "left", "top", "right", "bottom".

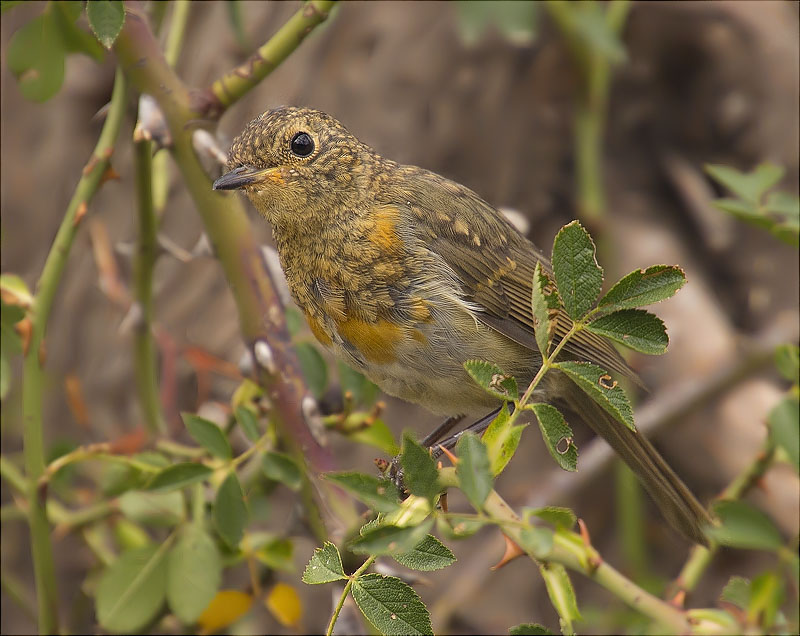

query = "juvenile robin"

[{"left": 214, "top": 106, "right": 710, "bottom": 544}]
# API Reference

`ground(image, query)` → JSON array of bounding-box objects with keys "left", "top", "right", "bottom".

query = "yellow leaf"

[
  {"left": 265, "top": 582, "right": 302, "bottom": 627},
  {"left": 197, "top": 589, "right": 253, "bottom": 635}
]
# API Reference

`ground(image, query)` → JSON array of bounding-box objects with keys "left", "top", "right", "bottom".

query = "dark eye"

[{"left": 290, "top": 132, "right": 314, "bottom": 157}]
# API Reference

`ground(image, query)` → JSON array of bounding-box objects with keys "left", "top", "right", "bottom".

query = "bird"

[{"left": 213, "top": 106, "right": 710, "bottom": 544}]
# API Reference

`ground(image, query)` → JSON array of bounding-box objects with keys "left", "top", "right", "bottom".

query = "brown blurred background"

[{"left": 1, "top": 1, "right": 798, "bottom": 634}]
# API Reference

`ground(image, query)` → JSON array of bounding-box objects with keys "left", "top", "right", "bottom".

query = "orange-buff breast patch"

[
  {"left": 336, "top": 318, "right": 404, "bottom": 364},
  {"left": 368, "top": 207, "right": 402, "bottom": 253}
]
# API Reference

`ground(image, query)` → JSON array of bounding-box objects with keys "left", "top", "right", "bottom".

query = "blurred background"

[{"left": 1, "top": 1, "right": 798, "bottom": 634}]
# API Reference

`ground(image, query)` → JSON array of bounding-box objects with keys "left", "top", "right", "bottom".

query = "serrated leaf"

[
  {"left": 254, "top": 535, "right": 294, "bottom": 572},
  {"left": 720, "top": 576, "right": 750, "bottom": 610},
  {"left": 197, "top": 590, "right": 253, "bottom": 634},
  {"left": 146, "top": 463, "right": 212, "bottom": 493},
  {"left": 586, "top": 309, "right": 669, "bottom": 355},
  {"left": 302, "top": 542, "right": 346, "bottom": 584},
  {"left": 87, "top": 0, "right": 125, "bottom": 49},
  {"left": 96, "top": 544, "right": 168, "bottom": 633},
  {"left": 400, "top": 432, "right": 441, "bottom": 502},
  {"left": 530, "top": 403, "right": 578, "bottom": 472},
  {"left": 768, "top": 395, "right": 799, "bottom": 472},
  {"left": 706, "top": 163, "right": 784, "bottom": 206},
  {"left": 464, "top": 360, "right": 519, "bottom": 401},
  {"left": 347, "top": 417, "right": 400, "bottom": 455},
  {"left": 555, "top": 361, "right": 635, "bottom": 431},
  {"left": 265, "top": 582, "right": 302, "bottom": 627},
  {"left": 350, "top": 520, "right": 434, "bottom": 556},
  {"left": 524, "top": 506, "right": 577, "bottom": 530},
  {"left": 540, "top": 562, "right": 581, "bottom": 635},
  {"left": 324, "top": 472, "right": 400, "bottom": 513},
  {"left": 167, "top": 525, "right": 221, "bottom": 624},
  {"left": 482, "top": 404, "right": 527, "bottom": 476},
  {"left": 597, "top": 265, "right": 687, "bottom": 312},
  {"left": 519, "top": 526, "right": 554, "bottom": 558},
  {"left": 436, "top": 514, "right": 486, "bottom": 540},
  {"left": 708, "top": 500, "right": 783, "bottom": 551},
  {"left": 295, "top": 341, "right": 328, "bottom": 399},
  {"left": 234, "top": 405, "right": 261, "bottom": 442},
  {"left": 551, "top": 221, "right": 603, "bottom": 321},
  {"left": 509, "top": 624, "right": 555, "bottom": 635},
  {"left": 455, "top": 433, "right": 492, "bottom": 510},
  {"left": 391, "top": 534, "right": 456, "bottom": 571},
  {"left": 53, "top": 1, "right": 104, "bottom": 61},
  {"left": 774, "top": 344, "right": 799, "bottom": 383},
  {"left": 747, "top": 571, "right": 784, "bottom": 628},
  {"left": 531, "top": 262, "right": 558, "bottom": 356},
  {"left": 182, "top": 413, "right": 232, "bottom": 460},
  {"left": 351, "top": 573, "right": 433, "bottom": 636},
  {"left": 214, "top": 472, "right": 248, "bottom": 549},
  {"left": 7, "top": 12, "right": 66, "bottom": 102},
  {"left": 261, "top": 451, "right": 303, "bottom": 491},
  {"left": 119, "top": 490, "right": 184, "bottom": 527}
]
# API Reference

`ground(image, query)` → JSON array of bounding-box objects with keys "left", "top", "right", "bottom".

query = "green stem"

[
  {"left": 326, "top": 555, "right": 376, "bottom": 636},
  {"left": 207, "top": 0, "right": 336, "bottom": 116},
  {"left": 0, "top": 455, "right": 29, "bottom": 495},
  {"left": 21, "top": 68, "right": 128, "bottom": 635},
  {"left": 615, "top": 461, "right": 649, "bottom": 582},
  {"left": 133, "top": 138, "right": 166, "bottom": 434}
]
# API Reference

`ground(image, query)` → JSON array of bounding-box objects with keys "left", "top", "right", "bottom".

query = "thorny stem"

[
  {"left": 207, "top": 0, "right": 336, "bottom": 116},
  {"left": 21, "top": 68, "right": 128, "bottom": 635},
  {"left": 326, "top": 555, "right": 377, "bottom": 636}
]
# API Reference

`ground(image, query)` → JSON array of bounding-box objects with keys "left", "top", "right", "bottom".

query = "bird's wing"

[{"left": 392, "top": 168, "right": 638, "bottom": 382}]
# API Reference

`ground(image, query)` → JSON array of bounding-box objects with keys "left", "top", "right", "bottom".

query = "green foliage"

[
  {"left": 530, "top": 403, "right": 578, "bottom": 472},
  {"left": 214, "top": 472, "right": 248, "bottom": 549},
  {"left": 524, "top": 506, "right": 578, "bottom": 530},
  {"left": 295, "top": 341, "right": 329, "bottom": 399},
  {"left": 456, "top": 0, "right": 538, "bottom": 47},
  {"left": 519, "top": 526, "right": 554, "bottom": 558},
  {"left": 769, "top": 394, "right": 799, "bottom": 471},
  {"left": 596, "top": 265, "right": 687, "bottom": 312},
  {"left": 323, "top": 472, "right": 400, "bottom": 513},
  {"left": 585, "top": 309, "right": 668, "bottom": 355},
  {"left": 146, "top": 463, "right": 212, "bottom": 493},
  {"left": 119, "top": 490, "right": 184, "bottom": 527},
  {"left": 707, "top": 500, "right": 784, "bottom": 551},
  {"left": 351, "top": 573, "right": 433, "bottom": 636},
  {"left": 455, "top": 433, "right": 493, "bottom": 510},
  {"left": 540, "top": 562, "right": 581, "bottom": 636},
  {"left": 464, "top": 359, "right": 520, "bottom": 401},
  {"left": 234, "top": 404, "right": 261, "bottom": 442},
  {"left": 555, "top": 361, "right": 635, "bottom": 431},
  {"left": 350, "top": 520, "right": 434, "bottom": 556},
  {"left": 302, "top": 542, "right": 346, "bottom": 584},
  {"left": 261, "top": 451, "right": 303, "bottom": 491},
  {"left": 706, "top": 162, "right": 799, "bottom": 246},
  {"left": 0, "top": 299, "right": 24, "bottom": 400},
  {"left": 400, "top": 432, "right": 441, "bottom": 502},
  {"left": 390, "top": 534, "right": 456, "bottom": 572},
  {"left": 167, "top": 524, "right": 221, "bottom": 624},
  {"left": 509, "top": 624, "right": 555, "bottom": 635},
  {"left": 551, "top": 221, "right": 603, "bottom": 321},
  {"left": 531, "top": 262, "right": 558, "bottom": 356},
  {"left": 482, "top": 404, "right": 527, "bottom": 476},
  {"left": 87, "top": 0, "right": 125, "bottom": 49},
  {"left": 182, "top": 413, "right": 233, "bottom": 460},
  {"left": 337, "top": 360, "right": 380, "bottom": 406},
  {"left": 774, "top": 344, "right": 800, "bottom": 383}
]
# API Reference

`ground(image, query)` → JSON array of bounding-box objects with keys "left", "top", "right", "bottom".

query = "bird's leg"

[{"left": 431, "top": 404, "right": 512, "bottom": 459}]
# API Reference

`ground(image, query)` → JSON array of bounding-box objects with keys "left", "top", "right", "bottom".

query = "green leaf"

[
  {"left": 351, "top": 573, "right": 433, "bottom": 636},
  {"left": 464, "top": 360, "right": 519, "bottom": 401},
  {"left": 234, "top": 405, "right": 261, "bottom": 442},
  {"left": 571, "top": 1, "right": 627, "bottom": 64},
  {"left": 555, "top": 361, "right": 635, "bottom": 431},
  {"left": 531, "top": 262, "right": 559, "bottom": 357},
  {"left": 7, "top": 12, "right": 66, "bottom": 102},
  {"left": 551, "top": 220, "right": 603, "bottom": 321},
  {"left": 524, "top": 506, "right": 577, "bottom": 530},
  {"left": 337, "top": 361, "right": 380, "bottom": 406},
  {"left": 539, "top": 562, "right": 581, "bottom": 635},
  {"left": 509, "top": 624, "right": 555, "bottom": 635},
  {"left": 436, "top": 515, "right": 486, "bottom": 540},
  {"left": 53, "top": 1, "right": 104, "bottom": 61},
  {"left": 519, "top": 526, "right": 554, "bottom": 558},
  {"left": 768, "top": 395, "right": 799, "bottom": 472},
  {"left": 96, "top": 544, "right": 168, "bottom": 633},
  {"left": 182, "top": 413, "right": 232, "bottom": 460},
  {"left": 774, "top": 344, "right": 800, "bottom": 383},
  {"left": 214, "top": 472, "right": 248, "bottom": 549},
  {"left": 705, "top": 163, "right": 784, "bottom": 206},
  {"left": 391, "top": 534, "right": 456, "bottom": 571},
  {"left": 585, "top": 309, "right": 668, "bottom": 355},
  {"left": 400, "top": 432, "right": 441, "bottom": 502},
  {"left": 324, "top": 472, "right": 400, "bottom": 513},
  {"left": 118, "top": 490, "right": 184, "bottom": 527},
  {"left": 713, "top": 197, "right": 761, "bottom": 220},
  {"left": 455, "top": 433, "right": 493, "bottom": 510},
  {"left": 350, "top": 520, "right": 434, "bottom": 556},
  {"left": 146, "top": 463, "right": 212, "bottom": 493},
  {"left": 301, "top": 542, "right": 346, "bottom": 584},
  {"left": 87, "top": 0, "right": 125, "bottom": 49},
  {"left": 456, "top": 0, "right": 538, "bottom": 47},
  {"left": 530, "top": 403, "right": 578, "bottom": 472},
  {"left": 720, "top": 576, "right": 750, "bottom": 610},
  {"left": 764, "top": 190, "right": 800, "bottom": 220},
  {"left": 708, "top": 500, "right": 783, "bottom": 551},
  {"left": 597, "top": 265, "right": 687, "bottom": 312},
  {"left": 253, "top": 536, "right": 294, "bottom": 573},
  {"left": 167, "top": 525, "right": 221, "bottom": 624},
  {"left": 261, "top": 451, "right": 303, "bottom": 491},
  {"left": 347, "top": 418, "right": 400, "bottom": 455},
  {"left": 747, "top": 571, "right": 784, "bottom": 628},
  {"left": 483, "top": 404, "right": 527, "bottom": 476},
  {"left": 295, "top": 341, "right": 328, "bottom": 399}
]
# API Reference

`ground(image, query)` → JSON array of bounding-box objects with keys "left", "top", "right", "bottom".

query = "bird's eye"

[{"left": 290, "top": 132, "right": 314, "bottom": 157}]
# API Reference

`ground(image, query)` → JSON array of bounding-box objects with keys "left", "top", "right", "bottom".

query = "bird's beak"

[{"left": 213, "top": 165, "right": 279, "bottom": 190}]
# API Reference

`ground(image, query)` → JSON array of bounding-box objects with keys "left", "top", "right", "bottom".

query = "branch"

[
  {"left": 21, "top": 68, "right": 128, "bottom": 635},
  {"left": 204, "top": 0, "right": 336, "bottom": 117}
]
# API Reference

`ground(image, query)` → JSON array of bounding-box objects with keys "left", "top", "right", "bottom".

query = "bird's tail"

[{"left": 555, "top": 373, "right": 711, "bottom": 545}]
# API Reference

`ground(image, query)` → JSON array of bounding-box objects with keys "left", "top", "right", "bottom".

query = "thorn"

[
  {"left": 15, "top": 317, "right": 32, "bottom": 355},
  {"left": 669, "top": 589, "right": 686, "bottom": 608},
  {"left": 99, "top": 165, "right": 121, "bottom": 186},
  {"left": 74, "top": 202, "right": 89, "bottom": 226},
  {"left": 578, "top": 518, "right": 592, "bottom": 547},
  {"left": 491, "top": 534, "right": 525, "bottom": 570},
  {"left": 38, "top": 339, "right": 47, "bottom": 366},
  {"left": 437, "top": 444, "right": 459, "bottom": 465},
  {"left": 440, "top": 492, "right": 448, "bottom": 513}
]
